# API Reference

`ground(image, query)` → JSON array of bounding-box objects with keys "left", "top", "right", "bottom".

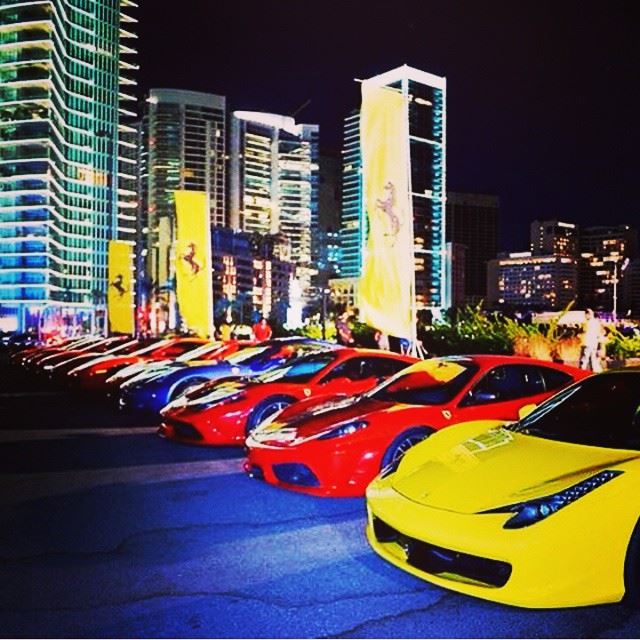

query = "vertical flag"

[
  {"left": 358, "top": 82, "right": 413, "bottom": 339},
  {"left": 174, "top": 190, "right": 213, "bottom": 338},
  {"left": 107, "top": 240, "right": 134, "bottom": 335}
]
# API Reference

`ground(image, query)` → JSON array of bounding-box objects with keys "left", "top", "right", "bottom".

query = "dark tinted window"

[
  {"left": 508, "top": 373, "right": 640, "bottom": 449},
  {"left": 258, "top": 352, "right": 338, "bottom": 384},
  {"left": 464, "top": 365, "right": 546, "bottom": 405},
  {"left": 319, "top": 356, "right": 404, "bottom": 383},
  {"left": 539, "top": 366, "right": 573, "bottom": 391}
]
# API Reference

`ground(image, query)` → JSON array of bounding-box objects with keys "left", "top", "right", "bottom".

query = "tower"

[{"left": 0, "top": 0, "right": 138, "bottom": 333}]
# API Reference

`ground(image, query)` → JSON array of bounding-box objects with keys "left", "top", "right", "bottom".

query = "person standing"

[
  {"left": 579, "top": 308, "right": 604, "bottom": 372},
  {"left": 252, "top": 317, "right": 273, "bottom": 342},
  {"left": 335, "top": 312, "right": 355, "bottom": 346}
]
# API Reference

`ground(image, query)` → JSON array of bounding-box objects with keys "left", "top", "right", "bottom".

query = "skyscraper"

[
  {"left": 446, "top": 192, "right": 499, "bottom": 305},
  {"left": 138, "top": 89, "right": 226, "bottom": 332},
  {"left": 0, "top": 0, "right": 137, "bottom": 333},
  {"left": 339, "top": 110, "right": 363, "bottom": 280},
  {"left": 578, "top": 225, "right": 638, "bottom": 316},
  {"left": 337, "top": 64, "right": 447, "bottom": 311},
  {"left": 229, "top": 111, "right": 319, "bottom": 302},
  {"left": 531, "top": 219, "right": 578, "bottom": 257}
]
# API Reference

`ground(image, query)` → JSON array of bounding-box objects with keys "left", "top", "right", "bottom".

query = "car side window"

[
  {"left": 464, "top": 365, "right": 545, "bottom": 406},
  {"left": 538, "top": 366, "right": 573, "bottom": 391},
  {"left": 366, "top": 357, "right": 412, "bottom": 378},
  {"left": 320, "top": 358, "right": 367, "bottom": 383}
]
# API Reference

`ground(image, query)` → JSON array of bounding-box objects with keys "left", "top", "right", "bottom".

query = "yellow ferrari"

[{"left": 366, "top": 369, "right": 640, "bottom": 608}]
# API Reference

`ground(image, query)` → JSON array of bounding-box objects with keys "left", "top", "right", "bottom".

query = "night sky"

[{"left": 138, "top": 1, "right": 639, "bottom": 250}]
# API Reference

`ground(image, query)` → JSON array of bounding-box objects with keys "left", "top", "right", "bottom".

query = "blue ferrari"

[{"left": 118, "top": 337, "right": 338, "bottom": 415}]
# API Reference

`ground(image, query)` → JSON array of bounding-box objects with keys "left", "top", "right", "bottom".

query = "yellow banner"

[
  {"left": 107, "top": 240, "right": 134, "bottom": 335},
  {"left": 358, "top": 83, "right": 413, "bottom": 339},
  {"left": 174, "top": 190, "right": 213, "bottom": 338}
]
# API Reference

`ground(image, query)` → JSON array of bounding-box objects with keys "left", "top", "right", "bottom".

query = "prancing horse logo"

[
  {"left": 375, "top": 181, "right": 400, "bottom": 244},
  {"left": 182, "top": 242, "right": 202, "bottom": 276},
  {"left": 110, "top": 274, "right": 126, "bottom": 297}
]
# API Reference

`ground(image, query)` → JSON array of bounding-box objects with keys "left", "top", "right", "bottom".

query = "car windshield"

[
  {"left": 256, "top": 352, "right": 338, "bottom": 384},
  {"left": 367, "top": 358, "right": 478, "bottom": 405},
  {"left": 507, "top": 373, "right": 640, "bottom": 449},
  {"left": 224, "top": 345, "right": 270, "bottom": 364}
]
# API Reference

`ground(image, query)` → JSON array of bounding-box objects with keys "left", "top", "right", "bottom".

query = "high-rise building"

[
  {"left": 0, "top": 0, "right": 138, "bottom": 333},
  {"left": 531, "top": 219, "right": 578, "bottom": 257},
  {"left": 211, "top": 227, "right": 293, "bottom": 326},
  {"left": 314, "top": 153, "right": 341, "bottom": 288},
  {"left": 339, "top": 110, "right": 362, "bottom": 280},
  {"left": 139, "top": 88, "right": 226, "bottom": 329},
  {"left": 446, "top": 192, "right": 499, "bottom": 305},
  {"left": 578, "top": 225, "right": 638, "bottom": 316},
  {"left": 487, "top": 252, "right": 578, "bottom": 310},
  {"left": 229, "top": 111, "right": 319, "bottom": 302},
  {"left": 337, "top": 65, "right": 447, "bottom": 311}
]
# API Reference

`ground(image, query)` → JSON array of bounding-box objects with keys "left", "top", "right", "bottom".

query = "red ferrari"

[
  {"left": 67, "top": 337, "right": 209, "bottom": 391},
  {"left": 244, "top": 355, "right": 591, "bottom": 497},
  {"left": 159, "top": 348, "right": 417, "bottom": 445}
]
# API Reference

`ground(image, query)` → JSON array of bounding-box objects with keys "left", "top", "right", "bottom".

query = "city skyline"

[{"left": 138, "top": 1, "right": 638, "bottom": 250}]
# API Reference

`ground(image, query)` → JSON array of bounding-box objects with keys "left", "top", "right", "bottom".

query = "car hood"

[
  {"left": 390, "top": 428, "right": 637, "bottom": 514},
  {"left": 261, "top": 396, "right": 397, "bottom": 438}
]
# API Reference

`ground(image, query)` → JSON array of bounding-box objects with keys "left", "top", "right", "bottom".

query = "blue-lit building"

[
  {"left": 0, "top": 0, "right": 138, "bottom": 333},
  {"left": 337, "top": 64, "right": 448, "bottom": 311}
]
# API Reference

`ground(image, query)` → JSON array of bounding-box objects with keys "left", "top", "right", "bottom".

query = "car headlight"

[
  {"left": 379, "top": 456, "right": 403, "bottom": 479},
  {"left": 483, "top": 470, "right": 623, "bottom": 529},
  {"left": 316, "top": 419, "right": 369, "bottom": 440}
]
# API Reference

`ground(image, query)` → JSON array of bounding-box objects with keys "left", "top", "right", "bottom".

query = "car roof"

[{"left": 435, "top": 354, "right": 577, "bottom": 367}]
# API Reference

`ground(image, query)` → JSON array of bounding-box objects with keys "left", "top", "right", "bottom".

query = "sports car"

[
  {"left": 366, "top": 369, "right": 640, "bottom": 608},
  {"left": 66, "top": 337, "right": 209, "bottom": 391},
  {"left": 245, "top": 355, "right": 590, "bottom": 497},
  {"left": 108, "top": 340, "right": 253, "bottom": 402},
  {"left": 158, "top": 348, "right": 416, "bottom": 445},
  {"left": 104, "top": 340, "right": 249, "bottom": 393},
  {"left": 44, "top": 337, "right": 159, "bottom": 382},
  {"left": 120, "top": 337, "right": 334, "bottom": 416}
]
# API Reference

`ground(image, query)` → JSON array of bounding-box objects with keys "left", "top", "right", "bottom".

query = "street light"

[
  {"left": 605, "top": 255, "right": 630, "bottom": 323},
  {"left": 320, "top": 287, "right": 330, "bottom": 340}
]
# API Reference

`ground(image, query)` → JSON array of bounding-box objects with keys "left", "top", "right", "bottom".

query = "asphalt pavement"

[{"left": 1, "top": 360, "right": 640, "bottom": 638}]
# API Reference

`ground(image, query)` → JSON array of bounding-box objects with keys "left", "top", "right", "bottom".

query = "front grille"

[
  {"left": 372, "top": 516, "right": 512, "bottom": 588},
  {"left": 273, "top": 463, "right": 319, "bottom": 487},
  {"left": 164, "top": 419, "right": 203, "bottom": 441}
]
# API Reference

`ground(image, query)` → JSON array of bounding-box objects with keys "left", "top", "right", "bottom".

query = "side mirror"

[{"left": 518, "top": 403, "right": 537, "bottom": 420}]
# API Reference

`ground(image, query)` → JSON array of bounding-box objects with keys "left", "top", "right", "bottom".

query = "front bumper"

[
  {"left": 365, "top": 482, "right": 627, "bottom": 608},
  {"left": 245, "top": 437, "right": 381, "bottom": 497}
]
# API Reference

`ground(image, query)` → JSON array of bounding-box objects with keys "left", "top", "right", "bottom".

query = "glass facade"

[
  {"left": 0, "top": 0, "right": 137, "bottom": 332},
  {"left": 339, "top": 111, "right": 362, "bottom": 279},
  {"left": 338, "top": 65, "right": 448, "bottom": 310},
  {"left": 229, "top": 111, "right": 319, "bottom": 303},
  {"left": 139, "top": 89, "right": 226, "bottom": 327}
]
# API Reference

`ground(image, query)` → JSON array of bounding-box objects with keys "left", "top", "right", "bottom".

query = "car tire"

[
  {"left": 623, "top": 518, "right": 640, "bottom": 606},
  {"left": 246, "top": 395, "right": 296, "bottom": 436},
  {"left": 381, "top": 426, "right": 434, "bottom": 470},
  {"left": 169, "top": 377, "right": 209, "bottom": 401}
]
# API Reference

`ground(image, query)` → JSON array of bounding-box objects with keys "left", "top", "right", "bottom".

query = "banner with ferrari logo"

[
  {"left": 174, "top": 190, "right": 213, "bottom": 338},
  {"left": 358, "top": 82, "right": 413, "bottom": 339},
  {"left": 107, "top": 240, "right": 134, "bottom": 335}
]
